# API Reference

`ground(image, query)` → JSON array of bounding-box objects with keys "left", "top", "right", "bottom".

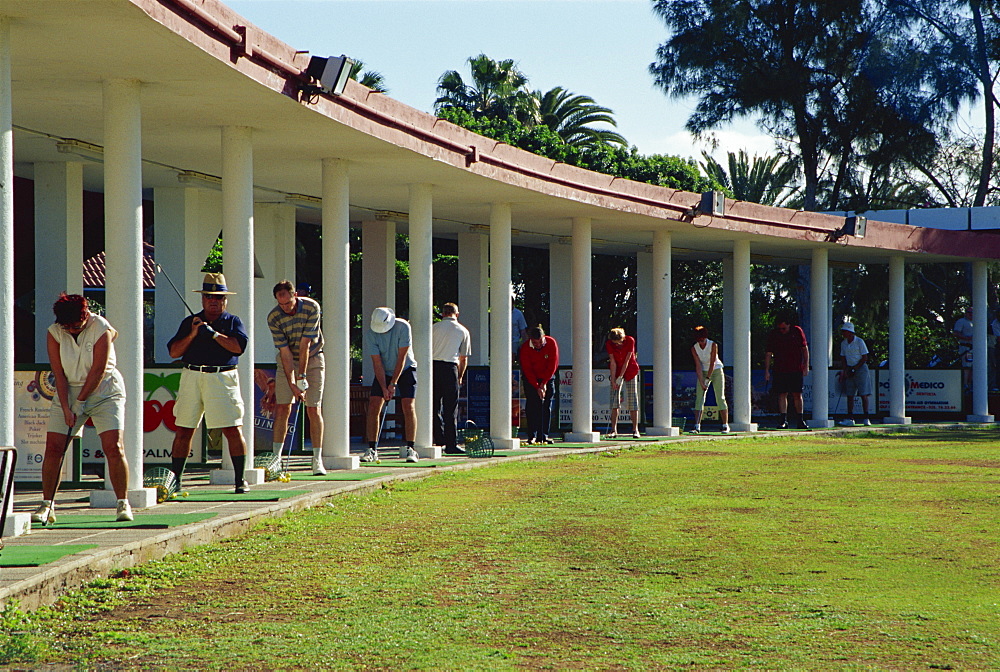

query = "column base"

[
  {"left": 90, "top": 487, "right": 158, "bottom": 509},
  {"left": 491, "top": 437, "right": 520, "bottom": 451},
  {"left": 565, "top": 431, "right": 601, "bottom": 443},
  {"left": 211, "top": 468, "right": 266, "bottom": 486},
  {"left": 325, "top": 456, "right": 360, "bottom": 471},
  {"left": 883, "top": 416, "right": 912, "bottom": 425},
  {"left": 3, "top": 512, "right": 31, "bottom": 538},
  {"left": 808, "top": 419, "right": 834, "bottom": 428},
  {"left": 406, "top": 445, "right": 440, "bottom": 459},
  {"left": 646, "top": 426, "right": 681, "bottom": 437},
  {"left": 730, "top": 422, "right": 758, "bottom": 433},
  {"left": 967, "top": 414, "right": 995, "bottom": 423}
]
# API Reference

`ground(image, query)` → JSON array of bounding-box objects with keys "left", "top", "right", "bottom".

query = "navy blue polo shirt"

[{"left": 167, "top": 311, "right": 248, "bottom": 366}]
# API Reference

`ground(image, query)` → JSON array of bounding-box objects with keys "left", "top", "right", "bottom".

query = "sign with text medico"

[{"left": 877, "top": 369, "right": 962, "bottom": 413}]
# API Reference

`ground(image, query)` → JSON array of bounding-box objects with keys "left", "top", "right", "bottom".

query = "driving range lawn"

[{"left": 3, "top": 429, "right": 999, "bottom": 669}]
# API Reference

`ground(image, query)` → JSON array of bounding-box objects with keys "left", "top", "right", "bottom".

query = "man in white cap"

[
  {"left": 363, "top": 307, "right": 419, "bottom": 463},
  {"left": 837, "top": 321, "right": 872, "bottom": 426},
  {"left": 167, "top": 273, "right": 251, "bottom": 493}
]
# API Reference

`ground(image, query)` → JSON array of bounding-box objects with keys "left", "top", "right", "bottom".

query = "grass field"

[{"left": 2, "top": 428, "right": 999, "bottom": 669}]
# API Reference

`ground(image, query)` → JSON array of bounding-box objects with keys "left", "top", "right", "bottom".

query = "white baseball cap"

[
  {"left": 841, "top": 321, "right": 855, "bottom": 333},
  {"left": 370, "top": 307, "right": 396, "bottom": 333}
]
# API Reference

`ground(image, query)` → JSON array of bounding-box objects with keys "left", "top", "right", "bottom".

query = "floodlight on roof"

[{"left": 305, "top": 55, "right": 356, "bottom": 97}]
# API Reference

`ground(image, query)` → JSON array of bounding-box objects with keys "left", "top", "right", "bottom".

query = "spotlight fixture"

[
  {"left": 304, "top": 55, "right": 356, "bottom": 97},
  {"left": 284, "top": 193, "right": 322, "bottom": 210},
  {"left": 842, "top": 215, "right": 867, "bottom": 238},
  {"left": 56, "top": 139, "right": 104, "bottom": 163},
  {"left": 700, "top": 191, "right": 726, "bottom": 217},
  {"left": 177, "top": 170, "right": 222, "bottom": 190}
]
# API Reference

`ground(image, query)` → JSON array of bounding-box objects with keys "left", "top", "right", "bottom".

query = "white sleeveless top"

[
  {"left": 48, "top": 314, "right": 118, "bottom": 385},
  {"left": 694, "top": 339, "right": 724, "bottom": 372}
]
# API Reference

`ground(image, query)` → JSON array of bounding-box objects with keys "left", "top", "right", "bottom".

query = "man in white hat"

[
  {"left": 167, "top": 273, "right": 252, "bottom": 493},
  {"left": 363, "top": 306, "right": 419, "bottom": 463},
  {"left": 837, "top": 321, "right": 872, "bottom": 426}
]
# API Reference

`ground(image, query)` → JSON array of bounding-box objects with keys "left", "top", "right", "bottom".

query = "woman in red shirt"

[
  {"left": 605, "top": 328, "right": 640, "bottom": 438},
  {"left": 519, "top": 325, "right": 559, "bottom": 445}
]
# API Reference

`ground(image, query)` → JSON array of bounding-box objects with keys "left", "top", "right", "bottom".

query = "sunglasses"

[{"left": 204, "top": 294, "right": 227, "bottom": 301}]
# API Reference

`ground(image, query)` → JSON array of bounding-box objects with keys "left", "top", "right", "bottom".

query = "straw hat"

[
  {"left": 370, "top": 306, "right": 396, "bottom": 333},
  {"left": 193, "top": 272, "right": 236, "bottom": 295}
]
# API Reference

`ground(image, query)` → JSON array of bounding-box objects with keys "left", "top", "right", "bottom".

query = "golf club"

[
  {"left": 40, "top": 422, "right": 78, "bottom": 526},
  {"left": 280, "top": 397, "right": 303, "bottom": 475},
  {"left": 155, "top": 262, "right": 196, "bottom": 316},
  {"left": 373, "top": 400, "right": 389, "bottom": 451}
]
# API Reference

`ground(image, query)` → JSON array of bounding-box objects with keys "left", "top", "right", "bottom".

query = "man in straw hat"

[
  {"left": 837, "top": 321, "right": 873, "bottom": 427},
  {"left": 363, "top": 306, "right": 419, "bottom": 463},
  {"left": 167, "top": 273, "right": 251, "bottom": 493}
]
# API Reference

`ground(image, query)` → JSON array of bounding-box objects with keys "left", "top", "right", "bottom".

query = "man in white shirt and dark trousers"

[
  {"left": 837, "top": 322, "right": 872, "bottom": 426},
  {"left": 432, "top": 303, "right": 471, "bottom": 455}
]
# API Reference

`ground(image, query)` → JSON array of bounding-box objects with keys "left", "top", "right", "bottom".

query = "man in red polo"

[
  {"left": 764, "top": 313, "right": 810, "bottom": 430},
  {"left": 519, "top": 325, "right": 559, "bottom": 445}
]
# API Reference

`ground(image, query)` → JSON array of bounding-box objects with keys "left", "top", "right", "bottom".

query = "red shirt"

[
  {"left": 766, "top": 326, "right": 808, "bottom": 373},
  {"left": 520, "top": 336, "right": 559, "bottom": 389},
  {"left": 606, "top": 336, "right": 639, "bottom": 381}
]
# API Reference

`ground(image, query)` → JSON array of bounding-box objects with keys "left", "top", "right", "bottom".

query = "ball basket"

[
  {"left": 464, "top": 429, "right": 495, "bottom": 459},
  {"left": 254, "top": 452, "right": 290, "bottom": 482},
  {"left": 143, "top": 467, "right": 186, "bottom": 503}
]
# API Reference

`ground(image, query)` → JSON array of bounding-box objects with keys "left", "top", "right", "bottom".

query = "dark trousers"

[
  {"left": 525, "top": 378, "right": 555, "bottom": 441},
  {"left": 433, "top": 360, "right": 460, "bottom": 449}
]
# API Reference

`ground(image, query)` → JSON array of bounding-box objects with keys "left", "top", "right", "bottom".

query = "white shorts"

[
  {"left": 173, "top": 368, "right": 244, "bottom": 429},
  {"left": 46, "top": 370, "right": 126, "bottom": 437}
]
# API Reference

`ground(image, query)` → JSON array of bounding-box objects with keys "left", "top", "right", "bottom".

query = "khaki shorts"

[
  {"left": 610, "top": 376, "right": 639, "bottom": 411},
  {"left": 275, "top": 352, "right": 325, "bottom": 407},
  {"left": 173, "top": 368, "right": 244, "bottom": 429},
  {"left": 46, "top": 371, "right": 126, "bottom": 437}
]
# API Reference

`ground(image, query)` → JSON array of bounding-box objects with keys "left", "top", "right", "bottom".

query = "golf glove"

[
  {"left": 70, "top": 398, "right": 85, "bottom": 416},
  {"left": 199, "top": 323, "right": 219, "bottom": 339},
  {"left": 296, "top": 374, "right": 309, "bottom": 391}
]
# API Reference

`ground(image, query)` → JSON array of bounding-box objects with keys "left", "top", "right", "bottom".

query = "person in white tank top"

[{"left": 689, "top": 326, "right": 729, "bottom": 434}]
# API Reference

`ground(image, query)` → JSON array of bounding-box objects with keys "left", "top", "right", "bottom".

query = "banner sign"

[
  {"left": 13, "top": 370, "right": 56, "bottom": 480},
  {"left": 877, "top": 369, "right": 962, "bottom": 412}
]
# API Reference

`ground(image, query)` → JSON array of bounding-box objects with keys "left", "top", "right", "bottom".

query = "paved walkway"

[{"left": 0, "top": 424, "right": 954, "bottom": 610}]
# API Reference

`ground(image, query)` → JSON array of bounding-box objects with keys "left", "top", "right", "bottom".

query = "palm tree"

[
  {"left": 535, "top": 87, "right": 627, "bottom": 150},
  {"left": 434, "top": 54, "right": 537, "bottom": 123},
  {"left": 349, "top": 60, "right": 388, "bottom": 93},
  {"left": 700, "top": 150, "right": 798, "bottom": 206}
]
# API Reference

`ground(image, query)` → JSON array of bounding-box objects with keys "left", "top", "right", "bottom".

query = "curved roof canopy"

[{"left": 5, "top": 0, "right": 998, "bottom": 264}]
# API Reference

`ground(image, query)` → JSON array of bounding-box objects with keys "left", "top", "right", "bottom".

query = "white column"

[
  {"left": 0, "top": 17, "right": 30, "bottom": 538},
  {"left": 731, "top": 240, "right": 757, "bottom": 432},
  {"left": 34, "top": 162, "right": 84, "bottom": 360},
  {"left": 885, "top": 256, "right": 911, "bottom": 424},
  {"left": 636, "top": 248, "right": 653, "bottom": 366},
  {"left": 647, "top": 230, "right": 679, "bottom": 436},
  {"left": 969, "top": 260, "right": 994, "bottom": 422},
  {"left": 361, "top": 220, "right": 395, "bottom": 384},
  {"left": 458, "top": 230, "right": 489, "bottom": 366},
  {"left": 98, "top": 79, "right": 156, "bottom": 508},
  {"left": 322, "top": 159, "right": 358, "bottom": 469},
  {"left": 408, "top": 183, "right": 436, "bottom": 457},
  {"left": 210, "top": 126, "right": 264, "bottom": 485},
  {"left": 722, "top": 256, "right": 734, "bottom": 366},
  {"left": 566, "top": 218, "right": 599, "bottom": 442},
  {"left": 808, "top": 248, "right": 833, "bottom": 427},
  {"left": 252, "top": 202, "right": 296, "bottom": 363},
  {"left": 548, "top": 241, "right": 573, "bottom": 362},
  {"left": 489, "top": 203, "right": 518, "bottom": 449}
]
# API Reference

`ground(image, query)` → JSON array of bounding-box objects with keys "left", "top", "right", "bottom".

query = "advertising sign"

[
  {"left": 877, "top": 369, "right": 962, "bottom": 412},
  {"left": 12, "top": 370, "right": 57, "bottom": 480}
]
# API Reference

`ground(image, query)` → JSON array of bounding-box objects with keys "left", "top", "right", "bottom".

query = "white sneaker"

[
  {"left": 360, "top": 448, "right": 378, "bottom": 463},
  {"left": 312, "top": 456, "right": 327, "bottom": 475},
  {"left": 862, "top": 418, "right": 872, "bottom": 426},
  {"left": 688, "top": 426, "right": 700, "bottom": 434},
  {"left": 838, "top": 418, "right": 855, "bottom": 427},
  {"left": 405, "top": 447, "right": 420, "bottom": 463},
  {"left": 721, "top": 424, "right": 731, "bottom": 434},
  {"left": 31, "top": 501, "right": 55, "bottom": 525},
  {"left": 116, "top": 500, "right": 134, "bottom": 522}
]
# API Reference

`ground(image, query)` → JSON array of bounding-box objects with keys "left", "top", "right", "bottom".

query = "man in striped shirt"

[{"left": 267, "top": 280, "right": 327, "bottom": 475}]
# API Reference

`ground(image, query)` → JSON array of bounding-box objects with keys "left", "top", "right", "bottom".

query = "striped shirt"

[{"left": 267, "top": 296, "right": 323, "bottom": 360}]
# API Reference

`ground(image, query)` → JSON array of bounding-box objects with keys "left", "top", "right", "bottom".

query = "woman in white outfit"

[
  {"left": 32, "top": 293, "right": 132, "bottom": 524},
  {"left": 690, "top": 326, "right": 729, "bottom": 434}
]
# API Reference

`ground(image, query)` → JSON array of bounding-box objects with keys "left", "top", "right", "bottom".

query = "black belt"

[{"left": 185, "top": 364, "right": 236, "bottom": 373}]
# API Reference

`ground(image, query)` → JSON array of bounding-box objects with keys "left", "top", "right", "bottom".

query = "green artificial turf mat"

[
  {"left": 31, "top": 512, "right": 218, "bottom": 530},
  {"left": 489, "top": 450, "right": 540, "bottom": 457},
  {"left": 361, "top": 459, "right": 464, "bottom": 468},
  {"left": 178, "top": 489, "right": 309, "bottom": 502},
  {"left": 0, "top": 544, "right": 99, "bottom": 567},
  {"left": 288, "top": 472, "right": 393, "bottom": 481}
]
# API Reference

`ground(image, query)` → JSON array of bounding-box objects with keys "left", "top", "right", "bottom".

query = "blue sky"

[{"left": 228, "top": 0, "right": 774, "bottom": 162}]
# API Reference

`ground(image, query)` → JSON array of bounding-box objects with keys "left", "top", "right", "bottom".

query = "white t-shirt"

[
  {"left": 431, "top": 316, "right": 471, "bottom": 364},
  {"left": 694, "top": 339, "right": 724, "bottom": 372},
  {"left": 840, "top": 336, "right": 869, "bottom": 367},
  {"left": 47, "top": 314, "right": 118, "bottom": 385},
  {"left": 954, "top": 317, "right": 973, "bottom": 345}
]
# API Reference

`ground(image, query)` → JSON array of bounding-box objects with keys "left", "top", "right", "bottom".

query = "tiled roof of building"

[{"left": 83, "top": 242, "right": 156, "bottom": 289}]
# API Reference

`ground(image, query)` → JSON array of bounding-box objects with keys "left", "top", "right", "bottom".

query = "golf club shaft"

[
  {"left": 373, "top": 399, "right": 390, "bottom": 449},
  {"left": 281, "top": 397, "right": 302, "bottom": 472},
  {"left": 155, "top": 263, "right": 196, "bottom": 316}
]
